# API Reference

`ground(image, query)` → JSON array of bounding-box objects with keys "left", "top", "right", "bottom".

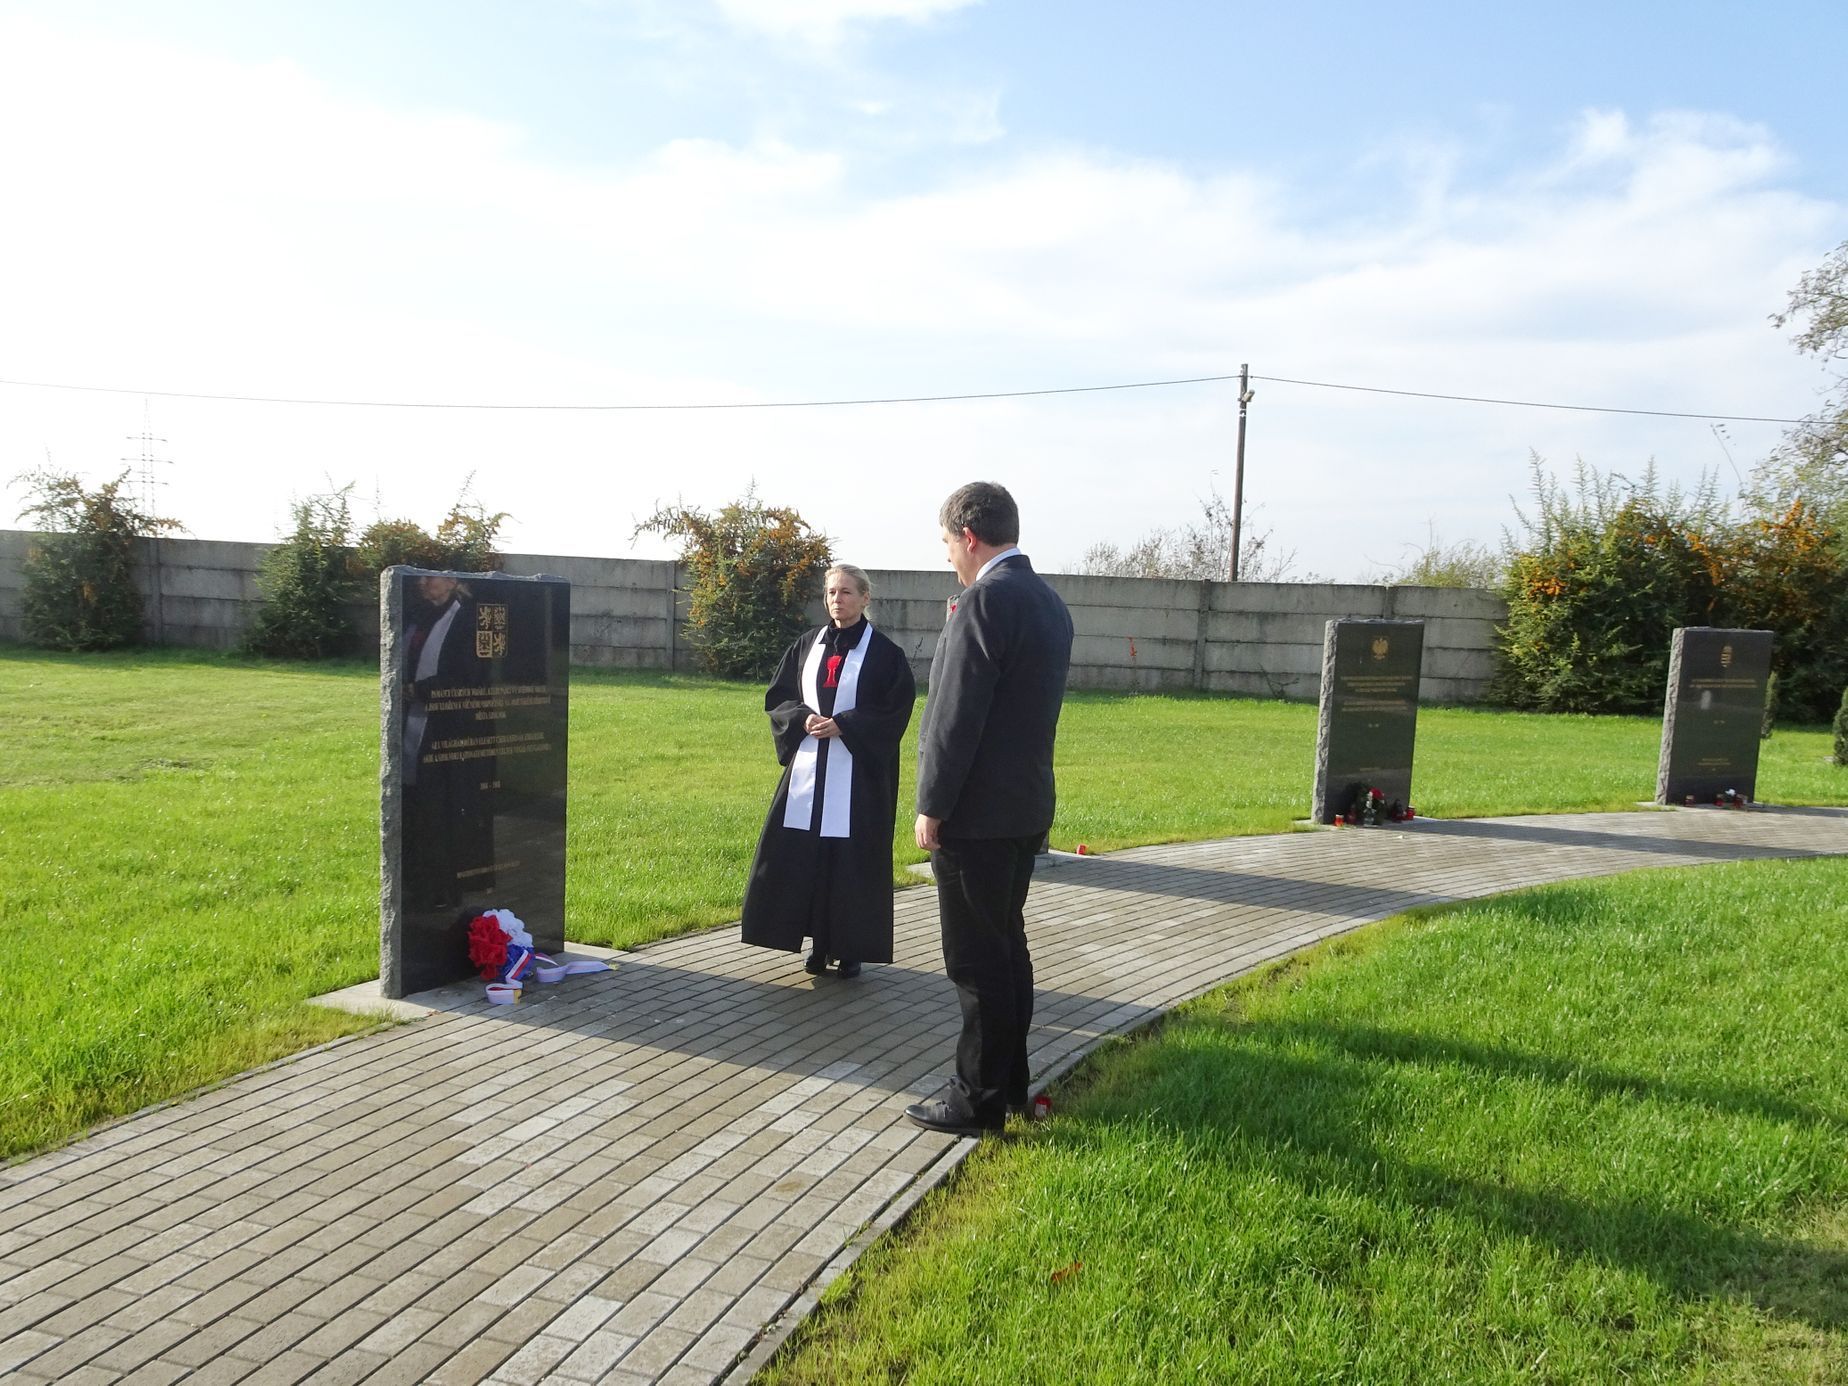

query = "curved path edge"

[{"left": 1, "top": 807, "right": 1844, "bottom": 1386}]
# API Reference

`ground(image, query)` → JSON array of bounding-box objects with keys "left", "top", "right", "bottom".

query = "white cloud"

[
  {"left": 0, "top": 17, "right": 1842, "bottom": 579},
  {"left": 713, "top": 0, "right": 982, "bottom": 44}
]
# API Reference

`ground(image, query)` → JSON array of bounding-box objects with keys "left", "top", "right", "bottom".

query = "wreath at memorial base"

[
  {"left": 1339, "top": 786, "right": 1414, "bottom": 827},
  {"left": 1683, "top": 789, "right": 1751, "bottom": 808},
  {"left": 466, "top": 907, "right": 611, "bottom": 1003},
  {"left": 467, "top": 908, "right": 536, "bottom": 981}
]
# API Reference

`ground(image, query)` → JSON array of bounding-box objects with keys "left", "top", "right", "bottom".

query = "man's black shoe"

[
  {"left": 804, "top": 950, "right": 828, "bottom": 976},
  {"left": 904, "top": 1078, "right": 1004, "bottom": 1137},
  {"left": 836, "top": 959, "right": 863, "bottom": 979}
]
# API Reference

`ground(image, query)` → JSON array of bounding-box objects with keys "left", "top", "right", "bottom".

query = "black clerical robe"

[{"left": 741, "top": 620, "right": 916, "bottom": 962}]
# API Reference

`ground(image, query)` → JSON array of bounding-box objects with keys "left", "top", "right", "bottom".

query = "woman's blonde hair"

[{"left": 826, "top": 563, "right": 872, "bottom": 599}]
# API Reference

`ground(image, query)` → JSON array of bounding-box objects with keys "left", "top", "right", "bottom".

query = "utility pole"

[{"left": 1227, "top": 363, "right": 1254, "bottom": 582}]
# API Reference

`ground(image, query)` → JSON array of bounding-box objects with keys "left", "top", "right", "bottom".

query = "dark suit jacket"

[{"left": 917, "top": 554, "right": 1074, "bottom": 838}]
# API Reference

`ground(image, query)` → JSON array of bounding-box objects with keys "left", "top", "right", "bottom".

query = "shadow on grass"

[
  {"left": 1265, "top": 1018, "right": 1848, "bottom": 1132},
  {"left": 1075, "top": 1021, "right": 1848, "bottom": 1334}
]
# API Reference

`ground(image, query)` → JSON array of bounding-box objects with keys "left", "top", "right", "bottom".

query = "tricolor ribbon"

[
  {"left": 474, "top": 908, "right": 612, "bottom": 1004},
  {"left": 502, "top": 943, "right": 536, "bottom": 985},
  {"left": 484, "top": 951, "right": 611, "bottom": 1004},
  {"left": 533, "top": 956, "right": 610, "bottom": 984}
]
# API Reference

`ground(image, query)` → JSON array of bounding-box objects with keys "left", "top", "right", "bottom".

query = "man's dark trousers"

[
  {"left": 934, "top": 833, "right": 1040, "bottom": 1115},
  {"left": 915, "top": 549, "right": 1073, "bottom": 1126}
]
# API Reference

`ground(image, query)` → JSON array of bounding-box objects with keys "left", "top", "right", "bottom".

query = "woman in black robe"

[{"left": 742, "top": 564, "right": 917, "bottom": 977}]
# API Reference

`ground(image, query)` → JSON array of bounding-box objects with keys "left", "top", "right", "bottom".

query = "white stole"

[{"left": 782, "top": 623, "right": 870, "bottom": 838}]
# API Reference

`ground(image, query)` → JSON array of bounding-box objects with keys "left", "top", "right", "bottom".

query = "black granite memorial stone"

[
  {"left": 1655, "top": 627, "right": 1774, "bottom": 806},
  {"left": 381, "top": 568, "right": 570, "bottom": 997},
  {"left": 1311, "top": 618, "right": 1424, "bottom": 825}
]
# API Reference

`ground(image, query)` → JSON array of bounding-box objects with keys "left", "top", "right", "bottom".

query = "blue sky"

[{"left": 2, "top": 1, "right": 1844, "bottom": 576}]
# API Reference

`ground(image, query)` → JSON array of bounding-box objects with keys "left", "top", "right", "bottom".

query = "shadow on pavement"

[{"left": 1401, "top": 816, "right": 1836, "bottom": 859}]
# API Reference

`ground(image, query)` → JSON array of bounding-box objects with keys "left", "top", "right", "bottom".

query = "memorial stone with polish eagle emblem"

[{"left": 1312, "top": 618, "right": 1425, "bottom": 825}]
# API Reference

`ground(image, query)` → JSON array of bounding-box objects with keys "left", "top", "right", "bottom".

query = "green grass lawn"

[
  {"left": 1055, "top": 695, "right": 1847, "bottom": 850},
  {"left": 765, "top": 856, "right": 1848, "bottom": 1384},
  {"left": 1, "top": 644, "right": 1843, "bottom": 1162}
]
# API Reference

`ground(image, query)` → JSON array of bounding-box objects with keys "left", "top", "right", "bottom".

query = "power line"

[
  {"left": 0, "top": 370, "right": 1808, "bottom": 425},
  {"left": 0, "top": 371, "right": 1244, "bottom": 411},
  {"left": 1252, "top": 373, "right": 1805, "bottom": 425}
]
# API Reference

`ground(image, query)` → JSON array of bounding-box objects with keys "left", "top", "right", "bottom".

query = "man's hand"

[
  {"left": 805, "top": 714, "right": 841, "bottom": 739},
  {"left": 915, "top": 814, "right": 942, "bottom": 852}
]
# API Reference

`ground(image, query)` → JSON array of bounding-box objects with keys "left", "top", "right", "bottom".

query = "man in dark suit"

[{"left": 906, "top": 482, "right": 1074, "bottom": 1136}]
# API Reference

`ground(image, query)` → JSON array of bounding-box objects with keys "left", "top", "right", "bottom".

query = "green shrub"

[
  {"left": 351, "top": 518, "right": 448, "bottom": 574},
  {"left": 1775, "top": 586, "right": 1848, "bottom": 723},
  {"left": 428, "top": 496, "right": 507, "bottom": 572},
  {"left": 14, "top": 469, "right": 179, "bottom": 651},
  {"left": 244, "top": 485, "right": 510, "bottom": 660},
  {"left": 637, "top": 489, "right": 831, "bottom": 678},
  {"left": 1493, "top": 459, "right": 1727, "bottom": 714},
  {"left": 353, "top": 493, "right": 508, "bottom": 580},
  {"left": 1383, "top": 526, "right": 1504, "bottom": 588},
  {"left": 1834, "top": 688, "right": 1848, "bottom": 766},
  {"left": 243, "top": 488, "right": 359, "bottom": 659},
  {"left": 1497, "top": 244, "right": 1848, "bottom": 718},
  {"left": 1761, "top": 671, "right": 1779, "bottom": 740},
  {"left": 1717, "top": 500, "right": 1848, "bottom": 722}
]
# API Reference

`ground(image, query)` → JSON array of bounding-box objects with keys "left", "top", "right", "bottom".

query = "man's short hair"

[{"left": 938, "top": 482, "right": 1020, "bottom": 547}]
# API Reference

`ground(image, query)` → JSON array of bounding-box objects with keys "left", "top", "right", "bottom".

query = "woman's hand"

[{"left": 805, "top": 714, "right": 841, "bottom": 740}]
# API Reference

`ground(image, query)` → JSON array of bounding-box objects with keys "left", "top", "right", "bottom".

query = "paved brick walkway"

[{"left": 4, "top": 807, "right": 1845, "bottom": 1385}]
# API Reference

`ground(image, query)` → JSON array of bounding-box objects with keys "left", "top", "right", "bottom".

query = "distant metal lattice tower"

[
  {"left": 121, "top": 399, "right": 173, "bottom": 641},
  {"left": 123, "top": 398, "right": 171, "bottom": 516}
]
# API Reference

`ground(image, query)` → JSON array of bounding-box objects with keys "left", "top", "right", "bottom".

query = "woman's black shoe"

[
  {"left": 836, "top": 959, "right": 862, "bottom": 979},
  {"left": 804, "top": 949, "right": 828, "bottom": 975}
]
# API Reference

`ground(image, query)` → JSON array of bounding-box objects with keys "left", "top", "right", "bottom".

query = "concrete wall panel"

[
  {"left": 571, "top": 644, "right": 665, "bottom": 669},
  {"left": 0, "top": 530, "right": 1508, "bottom": 702},
  {"left": 1385, "top": 585, "right": 1505, "bottom": 621},
  {"left": 153, "top": 565, "right": 260, "bottom": 602},
  {"left": 1069, "top": 633, "right": 1195, "bottom": 671},
  {"left": 568, "top": 586, "right": 677, "bottom": 621},
  {"left": 1063, "top": 663, "right": 1198, "bottom": 693},
  {"left": 1070, "top": 603, "right": 1203, "bottom": 641}
]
